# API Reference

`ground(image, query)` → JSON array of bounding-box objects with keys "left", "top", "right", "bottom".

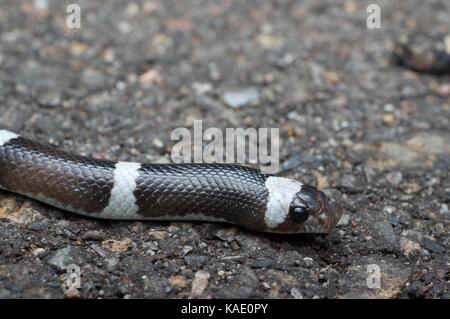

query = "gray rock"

[
  {"left": 406, "top": 282, "right": 422, "bottom": 298},
  {"left": 439, "top": 203, "right": 449, "bottom": 217},
  {"left": 27, "top": 219, "right": 49, "bottom": 231},
  {"left": 399, "top": 182, "right": 421, "bottom": 194},
  {"left": 268, "top": 52, "right": 296, "bottom": 68},
  {"left": 235, "top": 234, "right": 264, "bottom": 253},
  {"left": 191, "top": 82, "right": 213, "bottom": 95},
  {"left": 275, "top": 251, "right": 302, "bottom": 267},
  {"left": 90, "top": 244, "right": 110, "bottom": 259},
  {"left": 183, "top": 255, "right": 207, "bottom": 269},
  {"left": 213, "top": 228, "right": 238, "bottom": 242},
  {"left": 422, "top": 238, "right": 445, "bottom": 254},
  {"left": 251, "top": 257, "right": 274, "bottom": 269},
  {"left": 280, "top": 155, "right": 303, "bottom": 172},
  {"left": 141, "top": 275, "right": 169, "bottom": 298},
  {"left": 337, "top": 214, "right": 351, "bottom": 227},
  {"left": 290, "top": 287, "right": 303, "bottom": 299},
  {"left": 47, "top": 246, "right": 78, "bottom": 271},
  {"left": 406, "top": 132, "right": 450, "bottom": 155},
  {"left": 18, "top": 64, "right": 67, "bottom": 93},
  {"left": 222, "top": 87, "right": 260, "bottom": 108},
  {"left": 371, "top": 221, "right": 398, "bottom": 252},
  {"left": 336, "top": 173, "right": 366, "bottom": 193},
  {"left": 105, "top": 257, "right": 119, "bottom": 272},
  {"left": 219, "top": 266, "right": 259, "bottom": 298},
  {"left": 81, "top": 69, "right": 106, "bottom": 90},
  {"left": 401, "top": 230, "right": 424, "bottom": 243},
  {"left": 37, "top": 91, "right": 62, "bottom": 108},
  {"left": 385, "top": 171, "right": 403, "bottom": 186},
  {"left": 81, "top": 230, "right": 106, "bottom": 241}
]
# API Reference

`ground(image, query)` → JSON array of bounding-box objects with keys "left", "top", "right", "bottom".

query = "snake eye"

[{"left": 289, "top": 199, "right": 310, "bottom": 223}]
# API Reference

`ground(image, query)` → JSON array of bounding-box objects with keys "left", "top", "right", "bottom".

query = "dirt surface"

[{"left": 0, "top": 0, "right": 449, "bottom": 299}]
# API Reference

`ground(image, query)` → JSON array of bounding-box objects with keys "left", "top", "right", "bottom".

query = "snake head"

[
  {"left": 264, "top": 177, "right": 342, "bottom": 234},
  {"left": 286, "top": 185, "right": 342, "bottom": 233}
]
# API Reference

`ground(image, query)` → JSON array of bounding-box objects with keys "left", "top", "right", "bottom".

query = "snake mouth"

[{"left": 272, "top": 185, "right": 343, "bottom": 234}]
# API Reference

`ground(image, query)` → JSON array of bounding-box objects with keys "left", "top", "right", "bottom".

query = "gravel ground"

[{"left": 0, "top": 0, "right": 449, "bottom": 299}]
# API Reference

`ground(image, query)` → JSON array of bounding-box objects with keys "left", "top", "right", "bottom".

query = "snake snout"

[
  {"left": 284, "top": 185, "right": 343, "bottom": 233},
  {"left": 324, "top": 200, "right": 343, "bottom": 231}
]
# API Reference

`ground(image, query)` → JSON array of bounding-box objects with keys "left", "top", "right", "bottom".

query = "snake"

[
  {"left": 0, "top": 130, "right": 343, "bottom": 234},
  {"left": 393, "top": 34, "right": 450, "bottom": 75}
]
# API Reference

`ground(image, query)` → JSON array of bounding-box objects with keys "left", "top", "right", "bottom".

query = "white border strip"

[
  {"left": 264, "top": 176, "right": 302, "bottom": 228},
  {"left": 0, "top": 130, "right": 19, "bottom": 146},
  {"left": 101, "top": 161, "right": 141, "bottom": 218}
]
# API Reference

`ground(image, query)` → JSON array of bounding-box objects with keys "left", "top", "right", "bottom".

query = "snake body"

[{"left": 0, "top": 130, "right": 342, "bottom": 234}]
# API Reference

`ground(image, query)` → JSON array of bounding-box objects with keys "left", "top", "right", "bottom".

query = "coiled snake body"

[{"left": 0, "top": 130, "right": 342, "bottom": 234}]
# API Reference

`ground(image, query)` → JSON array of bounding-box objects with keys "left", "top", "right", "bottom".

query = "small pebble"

[
  {"left": 190, "top": 270, "right": 210, "bottom": 298},
  {"left": 168, "top": 275, "right": 188, "bottom": 289},
  {"left": 439, "top": 204, "right": 449, "bottom": 216},
  {"left": 64, "top": 287, "right": 81, "bottom": 299},
  {"left": 337, "top": 214, "right": 351, "bottom": 227},
  {"left": 222, "top": 87, "right": 260, "bottom": 108},
  {"left": 399, "top": 237, "right": 421, "bottom": 257},
  {"left": 291, "top": 287, "right": 303, "bottom": 299},
  {"left": 303, "top": 257, "right": 314, "bottom": 268},
  {"left": 423, "top": 238, "right": 445, "bottom": 254},
  {"left": 32, "top": 247, "right": 47, "bottom": 257},
  {"left": 386, "top": 171, "right": 403, "bottom": 186},
  {"left": 148, "top": 230, "right": 167, "bottom": 240},
  {"left": 182, "top": 245, "right": 193, "bottom": 255},
  {"left": 81, "top": 230, "right": 106, "bottom": 241}
]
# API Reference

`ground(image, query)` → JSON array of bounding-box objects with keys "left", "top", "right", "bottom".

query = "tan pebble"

[
  {"left": 131, "top": 222, "right": 142, "bottom": 232},
  {"left": 436, "top": 83, "right": 450, "bottom": 96},
  {"left": 32, "top": 247, "right": 46, "bottom": 257},
  {"left": 102, "top": 238, "right": 132, "bottom": 252},
  {"left": 190, "top": 270, "right": 210, "bottom": 298},
  {"left": 64, "top": 287, "right": 81, "bottom": 299},
  {"left": 148, "top": 230, "right": 167, "bottom": 240},
  {"left": 139, "top": 69, "right": 162, "bottom": 86},
  {"left": 169, "top": 275, "right": 188, "bottom": 289},
  {"left": 312, "top": 171, "right": 329, "bottom": 189},
  {"left": 0, "top": 198, "right": 43, "bottom": 225},
  {"left": 70, "top": 42, "right": 88, "bottom": 56},
  {"left": 321, "top": 69, "right": 340, "bottom": 85},
  {"left": 256, "top": 34, "right": 283, "bottom": 50},
  {"left": 400, "top": 237, "right": 421, "bottom": 257},
  {"left": 383, "top": 113, "right": 396, "bottom": 125},
  {"left": 406, "top": 133, "right": 450, "bottom": 155},
  {"left": 344, "top": 1, "right": 357, "bottom": 13}
]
